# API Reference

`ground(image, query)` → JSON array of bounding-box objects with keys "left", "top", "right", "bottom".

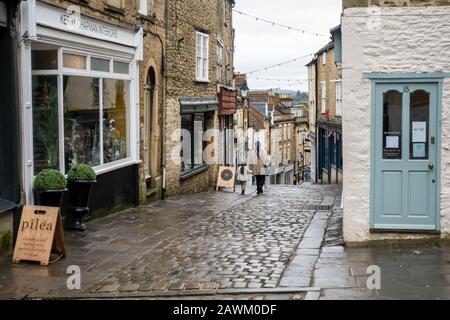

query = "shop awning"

[{"left": 180, "top": 97, "right": 219, "bottom": 114}]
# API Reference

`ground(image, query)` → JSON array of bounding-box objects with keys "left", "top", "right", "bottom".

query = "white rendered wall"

[{"left": 342, "top": 6, "right": 450, "bottom": 243}]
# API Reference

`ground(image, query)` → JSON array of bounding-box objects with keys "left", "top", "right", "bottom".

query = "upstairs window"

[
  {"left": 336, "top": 81, "right": 342, "bottom": 116},
  {"left": 196, "top": 31, "right": 209, "bottom": 82},
  {"left": 321, "top": 81, "right": 327, "bottom": 113},
  {"left": 138, "top": 0, "right": 148, "bottom": 15},
  {"left": 322, "top": 51, "right": 327, "bottom": 65},
  {"left": 217, "top": 39, "right": 224, "bottom": 82}
]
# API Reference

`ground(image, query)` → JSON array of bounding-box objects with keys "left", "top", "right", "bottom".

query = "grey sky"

[{"left": 233, "top": 0, "right": 342, "bottom": 92}]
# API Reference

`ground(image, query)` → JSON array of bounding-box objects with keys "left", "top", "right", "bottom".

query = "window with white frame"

[
  {"left": 31, "top": 49, "right": 131, "bottom": 175},
  {"left": 138, "top": 0, "right": 148, "bottom": 15},
  {"left": 321, "top": 81, "right": 327, "bottom": 113},
  {"left": 335, "top": 80, "right": 342, "bottom": 116},
  {"left": 196, "top": 31, "right": 209, "bottom": 82},
  {"left": 217, "top": 38, "right": 224, "bottom": 82},
  {"left": 322, "top": 51, "right": 327, "bottom": 65}
]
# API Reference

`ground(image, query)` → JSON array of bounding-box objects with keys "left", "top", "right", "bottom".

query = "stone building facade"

[
  {"left": 163, "top": 0, "right": 236, "bottom": 196},
  {"left": 309, "top": 36, "right": 343, "bottom": 185},
  {"left": 341, "top": 0, "right": 450, "bottom": 243}
]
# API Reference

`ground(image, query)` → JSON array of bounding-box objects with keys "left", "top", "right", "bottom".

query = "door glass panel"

[
  {"left": 383, "top": 90, "right": 402, "bottom": 160},
  {"left": 410, "top": 90, "right": 430, "bottom": 160},
  {"left": 32, "top": 76, "right": 59, "bottom": 175}
]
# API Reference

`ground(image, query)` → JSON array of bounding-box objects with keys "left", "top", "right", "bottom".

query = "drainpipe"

[
  {"left": 314, "top": 61, "right": 319, "bottom": 183},
  {"left": 160, "top": 1, "right": 169, "bottom": 201}
]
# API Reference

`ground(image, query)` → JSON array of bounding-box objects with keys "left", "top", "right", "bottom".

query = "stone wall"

[
  {"left": 343, "top": 0, "right": 450, "bottom": 8},
  {"left": 317, "top": 47, "right": 340, "bottom": 121},
  {"left": 163, "top": 0, "right": 234, "bottom": 196},
  {"left": 341, "top": 6, "right": 450, "bottom": 243}
]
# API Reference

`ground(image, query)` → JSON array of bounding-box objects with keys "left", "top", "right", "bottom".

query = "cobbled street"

[{"left": 1, "top": 183, "right": 450, "bottom": 300}]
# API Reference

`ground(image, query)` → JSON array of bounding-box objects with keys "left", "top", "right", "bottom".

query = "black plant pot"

[
  {"left": 34, "top": 189, "right": 67, "bottom": 208},
  {"left": 66, "top": 180, "right": 96, "bottom": 232}
]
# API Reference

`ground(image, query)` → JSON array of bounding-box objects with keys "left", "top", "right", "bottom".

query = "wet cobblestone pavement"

[
  {"left": 90, "top": 184, "right": 336, "bottom": 294},
  {"left": 2, "top": 183, "right": 450, "bottom": 300}
]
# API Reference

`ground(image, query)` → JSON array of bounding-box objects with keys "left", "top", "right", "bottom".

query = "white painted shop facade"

[
  {"left": 341, "top": 6, "right": 450, "bottom": 243},
  {"left": 19, "top": 0, "right": 144, "bottom": 205}
]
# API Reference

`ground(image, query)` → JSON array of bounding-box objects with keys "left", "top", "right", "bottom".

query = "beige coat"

[{"left": 249, "top": 150, "right": 268, "bottom": 176}]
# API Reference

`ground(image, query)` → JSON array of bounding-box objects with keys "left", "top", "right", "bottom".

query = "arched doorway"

[{"left": 145, "top": 68, "right": 157, "bottom": 187}]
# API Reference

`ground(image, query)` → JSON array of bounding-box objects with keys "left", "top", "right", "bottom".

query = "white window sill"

[
  {"left": 195, "top": 79, "right": 210, "bottom": 83},
  {"left": 93, "top": 158, "right": 141, "bottom": 176}
]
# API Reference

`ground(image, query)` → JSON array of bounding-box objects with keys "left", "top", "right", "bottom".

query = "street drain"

[{"left": 303, "top": 204, "right": 332, "bottom": 211}]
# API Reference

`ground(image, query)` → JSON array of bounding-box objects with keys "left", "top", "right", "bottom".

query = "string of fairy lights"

[
  {"left": 234, "top": 8, "right": 328, "bottom": 89},
  {"left": 233, "top": 9, "right": 330, "bottom": 38},
  {"left": 247, "top": 77, "right": 307, "bottom": 84},
  {"left": 245, "top": 54, "right": 315, "bottom": 75}
]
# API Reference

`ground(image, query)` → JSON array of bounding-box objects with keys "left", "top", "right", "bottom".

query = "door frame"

[{"left": 366, "top": 74, "right": 444, "bottom": 232}]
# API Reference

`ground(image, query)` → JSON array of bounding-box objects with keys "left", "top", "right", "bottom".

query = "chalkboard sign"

[{"left": 12, "top": 206, "right": 66, "bottom": 266}]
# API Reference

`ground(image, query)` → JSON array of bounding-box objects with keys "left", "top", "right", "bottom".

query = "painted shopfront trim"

[
  {"left": 364, "top": 72, "right": 450, "bottom": 80},
  {"left": 369, "top": 75, "right": 443, "bottom": 232}
]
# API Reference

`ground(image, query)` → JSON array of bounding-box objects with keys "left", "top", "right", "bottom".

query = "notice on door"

[
  {"left": 412, "top": 122, "right": 427, "bottom": 143},
  {"left": 413, "top": 143, "right": 426, "bottom": 158},
  {"left": 386, "top": 136, "right": 399, "bottom": 149}
]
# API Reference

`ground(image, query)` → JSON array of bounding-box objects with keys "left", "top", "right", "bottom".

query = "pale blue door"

[{"left": 373, "top": 83, "right": 439, "bottom": 230}]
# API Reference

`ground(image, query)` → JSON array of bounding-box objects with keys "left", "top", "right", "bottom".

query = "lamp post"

[{"left": 239, "top": 81, "right": 249, "bottom": 166}]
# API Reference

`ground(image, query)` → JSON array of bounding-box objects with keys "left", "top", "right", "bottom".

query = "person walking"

[
  {"left": 236, "top": 163, "right": 252, "bottom": 195},
  {"left": 250, "top": 144, "right": 268, "bottom": 195}
]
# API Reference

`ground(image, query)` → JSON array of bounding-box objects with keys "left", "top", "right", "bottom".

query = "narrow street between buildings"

[{"left": 1, "top": 184, "right": 450, "bottom": 300}]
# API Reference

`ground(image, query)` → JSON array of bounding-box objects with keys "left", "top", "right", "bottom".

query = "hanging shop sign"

[{"left": 13, "top": 206, "right": 66, "bottom": 266}]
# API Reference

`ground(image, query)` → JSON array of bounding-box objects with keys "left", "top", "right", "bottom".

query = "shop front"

[
  {"left": 19, "top": 2, "right": 143, "bottom": 216},
  {"left": 0, "top": 0, "right": 21, "bottom": 253}
]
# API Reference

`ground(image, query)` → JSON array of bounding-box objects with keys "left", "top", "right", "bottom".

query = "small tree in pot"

[
  {"left": 66, "top": 164, "right": 96, "bottom": 231},
  {"left": 33, "top": 169, "right": 67, "bottom": 207}
]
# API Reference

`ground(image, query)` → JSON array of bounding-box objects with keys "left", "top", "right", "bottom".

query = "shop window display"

[
  {"left": 31, "top": 49, "right": 131, "bottom": 175},
  {"left": 32, "top": 75, "right": 59, "bottom": 174},
  {"left": 103, "top": 79, "right": 128, "bottom": 163},
  {"left": 64, "top": 76, "right": 101, "bottom": 170}
]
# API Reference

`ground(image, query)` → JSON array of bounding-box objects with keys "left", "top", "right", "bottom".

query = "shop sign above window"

[{"left": 0, "top": 1, "right": 7, "bottom": 27}]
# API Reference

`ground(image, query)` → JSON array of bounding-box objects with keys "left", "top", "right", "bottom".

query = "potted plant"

[
  {"left": 66, "top": 164, "right": 97, "bottom": 231},
  {"left": 33, "top": 169, "right": 67, "bottom": 207}
]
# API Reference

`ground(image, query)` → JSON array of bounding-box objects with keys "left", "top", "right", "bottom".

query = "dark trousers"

[{"left": 255, "top": 175, "right": 265, "bottom": 194}]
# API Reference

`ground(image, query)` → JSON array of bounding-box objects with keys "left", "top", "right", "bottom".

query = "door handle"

[{"left": 428, "top": 162, "right": 435, "bottom": 170}]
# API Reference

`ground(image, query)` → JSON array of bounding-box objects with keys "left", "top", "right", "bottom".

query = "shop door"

[{"left": 373, "top": 83, "right": 439, "bottom": 230}]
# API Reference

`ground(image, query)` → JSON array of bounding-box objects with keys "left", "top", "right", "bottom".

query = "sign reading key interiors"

[{"left": 35, "top": 2, "right": 136, "bottom": 47}]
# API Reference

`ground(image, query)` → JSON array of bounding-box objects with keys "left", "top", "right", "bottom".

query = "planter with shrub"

[
  {"left": 66, "top": 164, "right": 97, "bottom": 231},
  {"left": 33, "top": 169, "right": 67, "bottom": 207}
]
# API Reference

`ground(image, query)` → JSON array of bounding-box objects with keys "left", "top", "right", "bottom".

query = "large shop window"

[
  {"left": 32, "top": 76, "right": 59, "bottom": 175},
  {"left": 181, "top": 113, "right": 207, "bottom": 173},
  {"left": 32, "top": 49, "right": 131, "bottom": 175}
]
